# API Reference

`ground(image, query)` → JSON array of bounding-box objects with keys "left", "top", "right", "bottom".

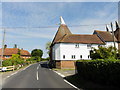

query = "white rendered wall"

[
  {"left": 52, "top": 43, "right": 98, "bottom": 60},
  {"left": 52, "top": 44, "right": 60, "bottom": 60},
  {"left": 105, "top": 42, "right": 118, "bottom": 49},
  {"left": 101, "top": 42, "right": 118, "bottom": 49}
]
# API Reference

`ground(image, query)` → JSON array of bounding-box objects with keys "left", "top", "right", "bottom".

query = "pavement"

[
  {"left": 1, "top": 62, "right": 77, "bottom": 89},
  {"left": 53, "top": 69, "right": 76, "bottom": 77}
]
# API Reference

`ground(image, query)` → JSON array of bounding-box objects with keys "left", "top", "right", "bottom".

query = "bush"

[
  {"left": 90, "top": 46, "right": 117, "bottom": 59},
  {"left": 76, "top": 60, "right": 120, "bottom": 87},
  {"left": 2, "top": 60, "right": 12, "bottom": 66}
]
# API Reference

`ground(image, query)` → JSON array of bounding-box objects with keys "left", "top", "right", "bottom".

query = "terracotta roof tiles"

[{"left": 0, "top": 48, "right": 31, "bottom": 56}]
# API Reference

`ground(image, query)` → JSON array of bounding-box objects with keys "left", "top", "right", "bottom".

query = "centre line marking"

[
  {"left": 36, "top": 71, "right": 39, "bottom": 80},
  {"left": 37, "top": 65, "right": 39, "bottom": 70}
]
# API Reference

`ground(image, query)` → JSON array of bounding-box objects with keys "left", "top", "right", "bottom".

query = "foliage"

[
  {"left": 2, "top": 60, "right": 12, "bottom": 66},
  {"left": 31, "top": 49, "right": 43, "bottom": 58},
  {"left": 42, "top": 57, "right": 50, "bottom": 61},
  {"left": 90, "top": 46, "right": 117, "bottom": 59},
  {"left": 45, "top": 41, "right": 51, "bottom": 55},
  {"left": 76, "top": 60, "right": 120, "bottom": 87},
  {"left": 2, "top": 54, "right": 24, "bottom": 66}
]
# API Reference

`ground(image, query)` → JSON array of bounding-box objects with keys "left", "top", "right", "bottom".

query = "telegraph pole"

[{"left": 0, "top": 28, "right": 6, "bottom": 67}]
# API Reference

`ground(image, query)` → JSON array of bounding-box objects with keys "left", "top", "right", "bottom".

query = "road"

[{"left": 2, "top": 62, "right": 76, "bottom": 89}]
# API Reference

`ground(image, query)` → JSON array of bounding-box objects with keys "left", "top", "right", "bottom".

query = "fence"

[{"left": 0, "top": 66, "right": 15, "bottom": 72}]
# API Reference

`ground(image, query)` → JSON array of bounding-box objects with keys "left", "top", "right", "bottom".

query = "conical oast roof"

[
  {"left": 52, "top": 17, "right": 72, "bottom": 44},
  {"left": 114, "top": 21, "right": 120, "bottom": 42}
]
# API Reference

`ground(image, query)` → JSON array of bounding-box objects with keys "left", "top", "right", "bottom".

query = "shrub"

[
  {"left": 76, "top": 60, "right": 120, "bottom": 87},
  {"left": 2, "top": 60, "right": 12, "bottom": 66},
  {"left": 90, "top": 46, "right": 117, "bottom": 59}
]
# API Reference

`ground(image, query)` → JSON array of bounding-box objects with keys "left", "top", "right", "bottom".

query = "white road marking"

[
  {"left": 36, "top": 71, "right": 39, "bottom": 80},
  {"left": 11, "top": 72, "right": 17, "bottom": 76},
  {"left": 6, "top": 76, "right": 10, "bottom": 78},
  {"left": 37, "top": 65, "right": 39, "bottom": 70},
  {"left": 53, "top": 70, "right": 79, "bottom": 90},
  {"left": 53, "top": 71, "right": 65, "bottom": 77},
  {"left": 64, "top": 79, "right": 80, "bottom": 90}
]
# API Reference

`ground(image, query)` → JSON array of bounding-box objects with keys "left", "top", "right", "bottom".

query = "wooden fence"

[{"left": 0, "top": 66, "right": 15, "bottom": 71}]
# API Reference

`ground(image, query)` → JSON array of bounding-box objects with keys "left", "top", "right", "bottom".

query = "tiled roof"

[
  {"left": 52, "top": 24, "right": 72, "bottom": 44},
  {"left": 94, "top": 30, "right": 117, "bottom": 42},
  {"left": 0, "top": 48, "right": 31, "bottom": 56},
  {"left": 56, "top": 34, "right": 104, "bottom": 44},
  {"left": 114, "top": 28, "right": 120, "bottom": 42}
]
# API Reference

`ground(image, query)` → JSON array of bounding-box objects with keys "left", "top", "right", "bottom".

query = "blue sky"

[{"left": 1, "top": 2, "right": 118, "bottom": 57}]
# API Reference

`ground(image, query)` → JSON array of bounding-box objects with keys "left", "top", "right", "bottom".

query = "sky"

[{"left": 0, "top": 1, "right": 119, "bottom": 58}]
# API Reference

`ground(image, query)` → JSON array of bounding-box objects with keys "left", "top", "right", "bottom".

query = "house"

[
  {"left": 50, "top": 16, "right": 120, "bottom": 69},
  {"left": 93, "top": 30, "right": 118, "bottom": 48},
  {"left": 0, "top": 47, "right": 31, "bottom": 60}
]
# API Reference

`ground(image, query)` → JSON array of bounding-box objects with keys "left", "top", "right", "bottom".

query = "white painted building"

[{"left": 50, "top": 16, "right": 119, "bottom": 68}]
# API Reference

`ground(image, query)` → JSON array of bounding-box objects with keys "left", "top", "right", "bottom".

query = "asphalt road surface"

[{"left": 2, "top": 62, "right": 76, "bottom": 89}]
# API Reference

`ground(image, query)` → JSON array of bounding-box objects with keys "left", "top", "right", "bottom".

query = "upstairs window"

[
  {"left": 87, "top": 44, "right": 92, "bottom": 49},
  {"left": 75, "top": 44, "right": 79, "bottom": 48},
  {"left": 5, "top": 56, "right": 10, "bottom": 58}
]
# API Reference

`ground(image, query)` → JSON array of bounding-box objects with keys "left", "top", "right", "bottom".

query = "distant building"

[
  {"left": 50, "top": 16, "right": 119, "bottom": 69},
  {"left": 0, "top": 47, "right": 31, "bottom": 60}
]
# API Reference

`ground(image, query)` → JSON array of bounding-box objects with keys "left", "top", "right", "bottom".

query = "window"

[
  {"left": 63, "top": 55, "right": 65, "bottom": 59},
  {"left": 5, "top": 56, "right": 10, "bottom": 58},
  {"left": 88, "top": 55, "right": 90, "bottom": 59},
  {"left": 72, "top": 55, "right": 76, "bottom": 59},
  {"left": 75, "top": 44, "right": 79, "bottom": 48},
  {"left": 87, "top": 44, "right": 92, "bottom": 49},
  {"left": 80, "top": 55, "right": 82, "bottom": 59}
]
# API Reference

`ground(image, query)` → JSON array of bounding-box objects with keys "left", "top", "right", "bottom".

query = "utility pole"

[
  {"left": 0, "top": 28, "right": 6, "bottom": 67},
  {"left": 111, "top": 22, "right": 116, "bottom": 49}
]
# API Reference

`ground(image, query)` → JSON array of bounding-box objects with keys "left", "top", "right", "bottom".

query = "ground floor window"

[
  {"left": 63, "top": 55, "right": 65, "bottom": 59},
  {"left": 72, "top": 55, "right": 75, "bottom": 59},
  {"left": 80, "top": 55, "right": 82, "bottom": 59}
]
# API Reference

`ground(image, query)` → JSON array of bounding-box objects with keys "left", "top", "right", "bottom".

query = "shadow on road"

[{"left": 64, "top": 74, "right": 119, "bottom": 90}]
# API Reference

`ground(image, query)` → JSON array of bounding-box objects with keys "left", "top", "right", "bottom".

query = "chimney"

[{"left": 4, "top": 44, "right": 7, "bottom": 49}]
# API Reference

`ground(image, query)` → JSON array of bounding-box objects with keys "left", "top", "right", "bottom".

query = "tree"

[
  {"left": 90, "top": 46, "right": 117, "bottom": 60},
  {"left": 45, "top": 41, "right": 51, "bottom": 55},
  {"left": 31, "top": 49, "right": 43, "bottom": 58}
]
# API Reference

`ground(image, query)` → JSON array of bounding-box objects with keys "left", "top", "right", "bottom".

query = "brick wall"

[
  {"left": 55, "top": 60, "right": 75, "bottom": 69},
  {"left": 118, "top": 43, "right": 120, "bottom": 50}
]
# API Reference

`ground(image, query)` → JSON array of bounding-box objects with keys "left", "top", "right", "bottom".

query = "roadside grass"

[
  {"left": 64, "top": 74, "right": 119, "bottom": 89},
  {"left": 52, "top": 68, "right": 75, "bottom": 71}
]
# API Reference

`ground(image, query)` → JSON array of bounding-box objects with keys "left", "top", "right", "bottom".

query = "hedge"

[{"left": 76, "top": 60, "right": 120, "bottom": 87}]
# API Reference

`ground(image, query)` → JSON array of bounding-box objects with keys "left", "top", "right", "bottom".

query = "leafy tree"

[
  {"left": 46, "top": 41, "right": 51, "bottom": 55},
  {"left": 31, "top": 49, "right": 43, "bottom": 59},
  {"left": 90, "top": 46, "right": 117, "bottom": 60}
]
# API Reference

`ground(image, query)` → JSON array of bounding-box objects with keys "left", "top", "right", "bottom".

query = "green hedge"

[{"left": 76, "top": 60, "right": 120, "bottom": 87}]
